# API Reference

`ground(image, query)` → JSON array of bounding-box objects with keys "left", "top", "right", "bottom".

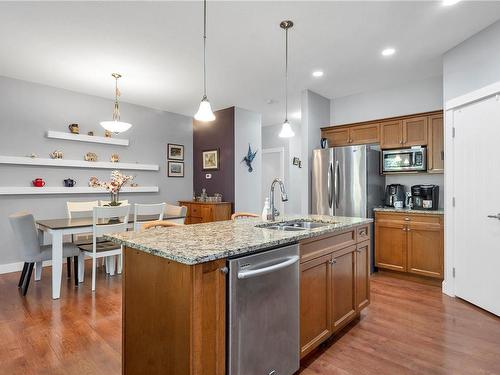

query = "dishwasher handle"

[{"left": 237, "top": 255, "right": 299, "bottom": 279}]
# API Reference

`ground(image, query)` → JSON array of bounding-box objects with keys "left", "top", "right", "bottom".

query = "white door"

[
  {"left": 262, "top": 148, "right": 285, "bottom": 216},
  {"left": 453, "top": 94, "right": 500, "bottom": 316}
]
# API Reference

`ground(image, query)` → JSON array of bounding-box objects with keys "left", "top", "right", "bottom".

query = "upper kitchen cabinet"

[
  {"left": 322, "top": 123, "right": 380, "bottom": 147},
  {"left": 427, "top": 114, "right": 444, "bottom": 173},
  {"left": 403, "top": 116, "right": 428, "bottom": 146},
  {"left": 380, "top": 120, "right": 403, "bottom": 149}
]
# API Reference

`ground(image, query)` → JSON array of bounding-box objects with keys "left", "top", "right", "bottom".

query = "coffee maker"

[
  {"left": 411, "top": 185, "right": 439, "bottom": 210},
  {"left": 384, "top": 184, "right": 406, "bottom": 208}
]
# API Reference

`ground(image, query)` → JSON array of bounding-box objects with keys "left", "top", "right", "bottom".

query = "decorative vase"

[{"left": 107, "top": 192, "right": 122, "bottom": 207}]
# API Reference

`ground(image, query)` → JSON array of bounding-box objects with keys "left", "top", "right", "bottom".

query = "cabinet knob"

[
  {"left": 400, "top": 140, "right": 403, "bottom": 144},
  {"left": 402, "top": 227, "right": 406, "bottom": 231},
  {"left": 220, "top": 267, "right": 229, "bottom": 274},
  {"left": 404, "top": 217, "right": 410, "bottom": 221},
  {"left": 329, "top": 259, "right": 337, "bottom": 265}
]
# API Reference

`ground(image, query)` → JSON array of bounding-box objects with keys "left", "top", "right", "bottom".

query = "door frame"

[
  {"left": 262, "top": 147, "right": 286, "bottom": 213},
  {"left": 443, "top": 80, "right": 500, "bottom": 297}
]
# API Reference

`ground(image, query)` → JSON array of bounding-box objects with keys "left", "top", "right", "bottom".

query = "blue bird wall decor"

[{"left": 242, "top": 143, "right": 258, "bottom": 172}]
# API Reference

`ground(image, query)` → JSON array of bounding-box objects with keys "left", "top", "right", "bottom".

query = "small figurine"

[
  {"left": 68, "top": 124, "right": 79, "bottom": 134},
  {"left": 88, "top": 176, "right": 98, "bottom": 187},
  {"left": 84, "top": 152, "right": 98, "bottom": 162},
  {"left": 241, "top": 143, "right": 258, "bottom": 172},
  {"left": 87, "top": 131, "right": 94, "bottom": 136},
  {"left": 49, "top": 150, "right": 64, "bottom": 159},
  {"left": 104, "top": 130, "right": 112, "bottom": 138},
  {"left": 130, "top": 183, "right": 139, "bottom": 187},
  {"left": 110, "top": 153, "right": 120, "bottom": 163}
]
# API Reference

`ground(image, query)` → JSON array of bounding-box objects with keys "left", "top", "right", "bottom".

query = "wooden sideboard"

[
  {"left": 179, "top": 201, "right": 232, "bottom": 224},
  {"left": 321, "top": 110, "right": 444, "bottom": 173}
]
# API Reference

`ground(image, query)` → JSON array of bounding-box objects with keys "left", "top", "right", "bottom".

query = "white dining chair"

[
  {"left": 133, "top": 203, "right": 166, "bottom": 232},
  {"left": 77, "top": 205, "right": 130, "bottom": 291},
  {"left": 165, "top": 203, "right": 187, "bottom": 224},
  {"left": 66, "top": 200, "right": 99, "bottom": 243},
  {"left": 99, "top": 199, "right": 129, "bottom": 206}
]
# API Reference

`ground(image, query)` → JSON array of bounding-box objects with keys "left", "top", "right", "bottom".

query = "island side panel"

[{"left": 123, "top": 248, "right": 226, "bottom": 375}]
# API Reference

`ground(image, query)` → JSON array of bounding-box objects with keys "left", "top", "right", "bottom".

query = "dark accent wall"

[{"left": 193, "top": 107, "right": 235, "bottom": 205}]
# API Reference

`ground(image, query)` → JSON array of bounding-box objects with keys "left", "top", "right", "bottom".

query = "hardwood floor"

[{"left": 0, "top": 262, "right": 499, "bottom": 374}]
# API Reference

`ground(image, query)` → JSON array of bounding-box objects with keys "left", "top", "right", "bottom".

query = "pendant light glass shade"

[
  {"left": 194, "top": 0, "right": 216, "bottom": 122},
  {"left": 279, "top": 120, "right": 295, "bottom": 138},
  {"left": 100, "top": 120, "right": 132, "bottom": 133},
  {"left": 194, "top": 95, "right": 216, "bottom": 122},
  {"left": 100, "top": 73, "right": 132, "bottom": 134}
]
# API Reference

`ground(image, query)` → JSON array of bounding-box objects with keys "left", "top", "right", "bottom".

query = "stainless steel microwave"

[{"left": 381, "top": 146, "right": 426, "bottom": 173}]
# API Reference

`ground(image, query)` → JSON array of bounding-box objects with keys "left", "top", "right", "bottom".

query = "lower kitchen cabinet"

[
  {"left": 300, "top": 254, "right": 332, "bottom": 358},
  {"left": 375, "top": 211, "right": 444, "bottom": 279},
  {"left": 179, "top": 201, "right": 232, "bottom": 224},
  {"left": 299, "top": 225, "right": 371, "bottom": 358},
  {"left": 331, "top": 246, "right": 357, "bottom": 332}
]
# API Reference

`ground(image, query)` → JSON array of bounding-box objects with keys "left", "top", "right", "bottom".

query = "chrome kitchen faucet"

[{"left": 269, "top": 178, "right": 288, "bottom": 221}]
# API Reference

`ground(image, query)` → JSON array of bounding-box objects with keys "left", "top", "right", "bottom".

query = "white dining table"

[{"left": 36, "top": 214, "right": 185, "bottom": 299}]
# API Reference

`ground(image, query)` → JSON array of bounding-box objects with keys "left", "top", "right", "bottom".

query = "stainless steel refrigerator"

[{"left": 312, "top": 145, "right": 384, "bottom": 271}]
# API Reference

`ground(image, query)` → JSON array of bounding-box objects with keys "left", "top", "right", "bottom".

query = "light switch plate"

[{"left": 205, "top": 173, "right": 212, "bottom": 179}]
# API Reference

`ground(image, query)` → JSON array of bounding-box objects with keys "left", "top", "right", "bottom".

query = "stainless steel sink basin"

[{"left": 258, "top": 220, "right": 333, "bottom": 231}]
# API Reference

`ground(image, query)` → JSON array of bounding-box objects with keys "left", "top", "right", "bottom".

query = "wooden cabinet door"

[
  {"left": 200, "top": 206, "right": 213, "bottom": 223},
  {"left": 355, "top": 241, "right": 370, "bottom": 311},
  {"left": 407, "top": 222, "right": 444, "bottom": 279},
  {"left": 324, "top": 127, "right": 350, "bottom": 146},
  {"left": 349, "top": 123, "right": 380, "bottom": 145},
  {"left": 380, "top": 120, "right": 403, "bottom": 149},
  {"left": 300, "top": 254, "right": 332, "bottom": 358},
  {"left": 331, "top": 246, "right": 357, "bottom": 332},
  {"left": 427, "top": 114, "right": 444, "bottom": 173},
  {"left": 375, "top": 219, "right": 407, "bottom": 272},
  {"left": 403, "top": 116, "right": 428, "bottom": 146}
]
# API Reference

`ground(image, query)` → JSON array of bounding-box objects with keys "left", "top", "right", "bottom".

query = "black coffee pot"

[{"left": 64, "top": 178, "right": 76, "bottom": 187}]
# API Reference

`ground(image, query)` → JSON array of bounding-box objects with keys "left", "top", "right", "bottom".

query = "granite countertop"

[
  {"left": 373, "top": 207, "right": 444, "bottom": 215},
  {"left": 105, "top": 215, "right": 372, "bottom": 265}
]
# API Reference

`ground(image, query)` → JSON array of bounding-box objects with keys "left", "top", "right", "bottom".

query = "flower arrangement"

[{"left": 89, "top": 170, "right": 134, "bottom": 206}]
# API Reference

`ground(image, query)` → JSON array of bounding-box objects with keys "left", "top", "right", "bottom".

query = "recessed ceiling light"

[
  {"left": 443, "top": 0, "right": 461, "bottom": 6},
  {"left": 381, "top": 48, "right": 396, "bottom": 57},
  {"left": 312, "top": 70, "right": 324, "bottom": 78}
]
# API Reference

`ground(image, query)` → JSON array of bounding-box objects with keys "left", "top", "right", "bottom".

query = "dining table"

[{"left": 36, "top": 214, "right": 186, "bottom": 299}]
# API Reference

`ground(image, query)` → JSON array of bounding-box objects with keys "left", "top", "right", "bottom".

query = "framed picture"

[
  {"left": 202, "top": 149, "right": 219, "bottom": 170},
  {"left": 168, "top": 161, "right": 184, "bottom": 177},
  {"left": 292, "top": 157, "right": 300, "bottom": 166},
  {"left": 167, "top": 143, "right": 184, "bottom": 161}
]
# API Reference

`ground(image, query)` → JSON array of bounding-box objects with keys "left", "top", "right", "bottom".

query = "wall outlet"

[{"left": 205, "top": 173, "right": 212, "bottom": 179}]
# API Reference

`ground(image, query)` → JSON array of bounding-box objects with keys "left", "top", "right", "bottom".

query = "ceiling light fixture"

[
  {"left": 194, "top": 0, "right": 215, "bottom": 122},
  {"left": 279, "top": 20, "right": 295, "bottom": 138},
  {"left": 381, "top": 47, "right": 396, "bottom": 57},
  {"left": 100, "top": 73, "right": 132, "bottom": 134},
  {"left": 312, "top": 70, "right": 324, "bottom": 78},
  {"left": 443, "top": 0, "right": 461, "bottom": 6}
]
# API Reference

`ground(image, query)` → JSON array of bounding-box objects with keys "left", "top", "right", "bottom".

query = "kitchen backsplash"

[{"left": 385, "top": 174, "right": 444, "bottom": 208}]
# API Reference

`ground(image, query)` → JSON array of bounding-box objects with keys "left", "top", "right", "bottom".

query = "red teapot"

[{"left": 32, "top": 178, "right": 46, "bottom": 187}]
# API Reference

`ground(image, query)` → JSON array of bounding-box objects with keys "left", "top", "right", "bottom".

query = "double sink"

[{"left": 257, "top": 220, "right": 333, "bottom": 232}]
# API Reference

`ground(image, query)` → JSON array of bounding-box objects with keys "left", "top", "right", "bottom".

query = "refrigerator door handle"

[
  {"left": 327, "top": 162, "right": 333, "bottom": 208},
  {"left": 334, "top": 160, "right": 340, "bottom": 209}
]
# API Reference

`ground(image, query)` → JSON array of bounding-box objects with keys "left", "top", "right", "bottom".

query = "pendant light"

[
  {"left": 194, "top": 0, "right": 216, "bottom": 122},
  {"left": 100, "top": 73, "right": 132, "bottom": 133},
  {"left": 279, "top": 20, "right": 295, "bottom": 138}
]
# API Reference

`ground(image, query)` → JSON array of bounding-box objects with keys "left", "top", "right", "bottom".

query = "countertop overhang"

[{"left": 105, "top": 215, "right": 372, "bottom": 265}]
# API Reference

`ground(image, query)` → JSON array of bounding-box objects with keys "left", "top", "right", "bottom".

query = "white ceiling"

[{"left": 0, "top": 1, "right": 499, "bottom": 126}]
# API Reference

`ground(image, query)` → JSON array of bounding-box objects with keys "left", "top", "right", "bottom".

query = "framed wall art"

[
  {"left": 167, "top": 143, "right": 184, "bottom": 160},
  {"left": 168, "top": 161, "right": 184, "bottom": 177},
  {"left": 202, "top": 149, "right": 219, "bottom": 170}
]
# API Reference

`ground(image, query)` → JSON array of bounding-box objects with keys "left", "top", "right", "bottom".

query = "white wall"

[
  {"left": 234, "top": 107, "right": 262, "bottom": 213},
  {"left": 0, "top": 75, "right": 193, "bottom": 266},
  {"left": 261, "top": 122, "right": 302, "bottom": 215},
  {"left": 301, "top": 90, "right": 331, "bottom": 214},
  {"left": 444, "top": 20, "right": 500, "bottom": 102},
  {"left": 330, "top": 76, "right": 443, "bottom": 125}
]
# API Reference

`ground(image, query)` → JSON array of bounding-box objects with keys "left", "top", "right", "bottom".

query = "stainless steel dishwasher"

[{"left": 228, "top": 243, "right": 300, "bottom": 375}]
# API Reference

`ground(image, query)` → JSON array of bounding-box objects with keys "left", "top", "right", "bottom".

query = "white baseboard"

[{"left": 0, "top": 259, "right": 68, "bottom": 275}]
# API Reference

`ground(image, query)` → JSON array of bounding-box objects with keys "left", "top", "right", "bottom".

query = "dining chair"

[
  {"left": 133, "top": 203, "right": 166, "bottom": 232},
  {"left": 164, "top": 203, "right": 187, "bottom": 224},
  {"left": 142, "top": 221, "right": 182, "bottom": 230},
  {"left": 77, "top": 205, "right": 130, "bottom": 291},
  {"left": 99, "top": 199, "right": 129, "bottom": 206},
  {"left": 9, "top": 212, "right": 80, "bottom": 295},
  {"left": 231, "top": 212, "right": 259, "bottom": 220}
]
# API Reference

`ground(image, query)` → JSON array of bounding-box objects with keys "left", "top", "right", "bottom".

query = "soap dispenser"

[{"left": 261, "top": 197, "right": 270, "bottom": 221}]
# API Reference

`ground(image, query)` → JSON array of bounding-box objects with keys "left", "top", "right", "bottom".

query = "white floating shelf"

[
  {"left": 0, "top": 156, "right": 159, "bottom": 171},
  {"left": 46, "top": 130, "right": 129, "bottom": 146},
  {"left": 0, "top": 186, "right": 159, "bottom": 195}
]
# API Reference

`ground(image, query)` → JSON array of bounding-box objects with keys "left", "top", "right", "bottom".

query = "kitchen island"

[{"left": 106, "top": 215, "right": 372, "bottom": 375}]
